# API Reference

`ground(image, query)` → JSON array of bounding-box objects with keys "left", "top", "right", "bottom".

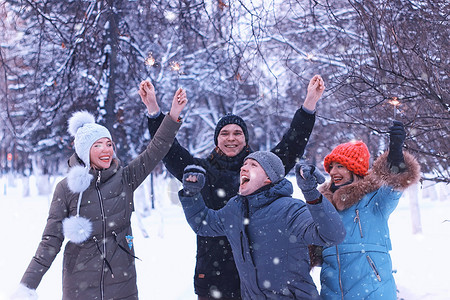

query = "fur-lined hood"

[
  {"left": 66, "top": 153, "right": 120, "bottom": 193},
  {"left": 319, "top": 151, "right": 421, "bottom": 211},
  {"left": 64, "top": 153, "right": 121, "bottom": 243}
]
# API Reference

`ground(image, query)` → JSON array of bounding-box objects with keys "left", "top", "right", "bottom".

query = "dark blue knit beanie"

[{"left": 214, "top": 113, "right": 249, "bottom": 145}]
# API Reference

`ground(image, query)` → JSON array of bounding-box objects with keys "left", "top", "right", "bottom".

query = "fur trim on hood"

[
  {"left": 63, "top": 154, "right": 95, "bottom": 244},
  {"left": 372, "top": 151, "right": 421, "bottom": 191},
  {"left": 67, "top": 165, "right": 93, "bottom": 193},
  {"left": 319, "top": 151, "right": 421, "bottom": 211}
]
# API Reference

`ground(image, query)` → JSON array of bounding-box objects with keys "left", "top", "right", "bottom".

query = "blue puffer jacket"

[
  {"left": 318, "top": 152, "right": 421, "bottom": 300},
  {"left": 148, "top": 107, "right": 315, "bottom": 298},
  {"left": 179, "top": 178, "right": 346, "bottom": 299}
]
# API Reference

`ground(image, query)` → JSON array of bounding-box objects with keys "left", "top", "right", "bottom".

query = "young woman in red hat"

[{"left": 316, "top": 121, "right": 421, "bottom": 299}]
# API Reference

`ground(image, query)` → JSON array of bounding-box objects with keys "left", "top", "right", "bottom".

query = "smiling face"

[
  {"left": 239, "top": 158, "right": 271, "bottom": 196},
  {"left": 329, "top": 162, "right": 353, "bottom": 186},
  {"left": 89, "top": 137, "right": 114, "bottom": 170},
  {"left": 217, "top": 124, "right": 246, "bottom": 157}
]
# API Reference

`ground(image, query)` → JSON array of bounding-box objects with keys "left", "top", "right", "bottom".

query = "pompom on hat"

[
  {"left": 245, "top": 151, "right": 285, "bottom": 184},
  {"left": 324, "top": 141, "right": 370, "bottom": 177},
  {"left": 214, "top": 113, "right": 249, "bottom": 145},
  {"left": 63, "top": 111, "right": 112, "bottom": 244}
]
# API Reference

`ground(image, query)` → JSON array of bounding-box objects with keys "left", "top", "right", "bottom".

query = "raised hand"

[
  {"left": 387, "top": 121, "right": 406, "bottom": 172},
  {"left": 389, "top": 121, "right": 406, "bottom": 151},
  {"left": 303, "top": 74, "right": 325, "bottom": 111},
  {"left": 295, "top": 162, "right": 325, "bottom": 202},
  {"left": 182, "top": 165, "right": 206, "bottom": 196},
  {"left": 138, "top": 80, "right": 160, "bottom": 115},
  {"left": 169, "top": 88, "right": 188, "bottom": 122}
]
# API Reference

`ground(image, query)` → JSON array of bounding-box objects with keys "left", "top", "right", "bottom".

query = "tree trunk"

[
  {"left": 104, "top": 0, "right": 119, "bottom": 151},
  {"left": 408, "top": 183, "right": 422, "bottom": 234},
  {"left": 150, "top": 172, "right": 155, "bottom": 209},
  {"left": 22, "top": 175, "right": 30, "bottom": 197},
  {"left": 36, "top": 174, "right": 51, "bottom": 196}
]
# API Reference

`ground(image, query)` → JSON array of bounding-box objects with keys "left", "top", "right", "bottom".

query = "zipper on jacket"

[
  {"left": 95, "top": 171, "right": 108, "bottom": 300},
  {"left": 240, "top": 231, "right": 246, "bottom": 262},
  {"left": 353, "top": 209, "right": 363, "bottom": 238},
  {"left": 336, "top": 246, "right": 344, "bottom": 300},
  {"left": 366, "top": 255, "right": 382, "bottom": 282}
]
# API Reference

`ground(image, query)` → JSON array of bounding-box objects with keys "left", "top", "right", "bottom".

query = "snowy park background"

[
  {"left": 1, "top": 2, "right": 448, "bottom": 299},
  {"left": 0, "top": 173, "right": 449, "bottom": 300}
]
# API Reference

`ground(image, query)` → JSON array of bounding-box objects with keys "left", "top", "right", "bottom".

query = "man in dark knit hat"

[
  {"left": 140, "top": 75, "right": 325, "bottom": 300},
  {"left": 178, "top": 152, "right": 345, "bottom": 299}
]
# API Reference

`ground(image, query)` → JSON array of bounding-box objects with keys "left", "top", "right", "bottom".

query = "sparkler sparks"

[
  {"left": 145, "top": 53, "right": 156, "bottom": 66},
  {"left": 170, "top": 61, "right": 181, "bottom": 72},
  {"left": 389, "top": 97, "right": 400, "bottom": 119},
  {"left": 170, "top": 61, "right": 182, "bottom": 88}
]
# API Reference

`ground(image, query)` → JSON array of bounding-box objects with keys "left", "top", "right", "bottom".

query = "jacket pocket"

[
  {"left": 63, "top": 244, "right": 81, "bottom": 274},
  {"left": 366, "top": 255, "right": 381, "bottom": 282}
]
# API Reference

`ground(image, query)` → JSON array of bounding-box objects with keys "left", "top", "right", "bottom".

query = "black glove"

[
  {"left": 295, "top": 162, "right": 326, "bottom": 203},
  {"left": 182, "top": 165, "right": 206, "bottom": 196},
  {"left": 387, "top": 121, "right": 406, "bottom": 173}
]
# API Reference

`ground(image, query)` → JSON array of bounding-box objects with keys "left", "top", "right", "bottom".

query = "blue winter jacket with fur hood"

[
  {"left": 179, "top": 178, "right": 346, "bottom": 299},
  {"left": 318, "top": 151, "right": 421, "bottom": 300}
]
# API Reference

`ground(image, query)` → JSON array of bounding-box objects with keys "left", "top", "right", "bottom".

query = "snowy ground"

[{"left": 0, "top": 174, "right": 449, "bottom": 299}]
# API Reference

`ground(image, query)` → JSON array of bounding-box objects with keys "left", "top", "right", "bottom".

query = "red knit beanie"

[{"left": 324, "top": 141, "right": 370, "bottom": 177}]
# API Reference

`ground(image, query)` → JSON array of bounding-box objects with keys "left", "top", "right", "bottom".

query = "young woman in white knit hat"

[{"left": 14, "top": 82, "right": 187, "bottom": 300}]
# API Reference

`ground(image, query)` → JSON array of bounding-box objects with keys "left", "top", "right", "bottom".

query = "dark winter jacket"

[
  {"left": 318, "top": 151, "right": 421, "bottom": 300},
  {"left": 179, "top": 178, "right": 346, "bottom": 299},
  {"left": 20, "top": 115, "right": 181, "bottom": 300},
  {"left": 147, "top": 107, "right": 315, "bottom": 297}
]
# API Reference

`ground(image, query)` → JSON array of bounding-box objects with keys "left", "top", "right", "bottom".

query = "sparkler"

[
  {"left": 169, "top": 61, "right": 185, "bottom": 104},
  {"left": 170, "top": 61, "right": 182, "bottom": 88},
  {"left": 145, "top": 53, "right": 156, "bottom": 67},
  {"left": 170, "top": 61, "right": 181, "bottom": 73},
  {"left": 388, "top": 97, "right": 400, "bottom": 120},
  {"left": 306, "top": 53, "right": 315, "bottom": 61}
]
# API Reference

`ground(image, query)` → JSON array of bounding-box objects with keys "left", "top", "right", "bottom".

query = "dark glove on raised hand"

[
  {"left": 388, "top": 121, "right": 406, "bottom": 173},
  {"left": 182, "top": 165, "right": 206, "bottom": 196},
  {"left": 295, "top": 162, "right": 326, "bottom": 203}
]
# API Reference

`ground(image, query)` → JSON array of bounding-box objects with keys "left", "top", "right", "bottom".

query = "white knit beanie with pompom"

[
  {"left": 63, "top": 111, "right": 112, "bottom": 244},
  {"left": 68, "top": 111, "right": 112, "bottom": 167}
]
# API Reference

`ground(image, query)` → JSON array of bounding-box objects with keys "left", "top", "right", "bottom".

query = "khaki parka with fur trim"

[{"left": 20, "top": 115, "right": 181, "bottom": 300}]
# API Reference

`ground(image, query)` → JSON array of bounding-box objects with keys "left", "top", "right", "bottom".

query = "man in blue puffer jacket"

[{"left": 179, "top": 151, "right": 346, "bottom": 299}]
